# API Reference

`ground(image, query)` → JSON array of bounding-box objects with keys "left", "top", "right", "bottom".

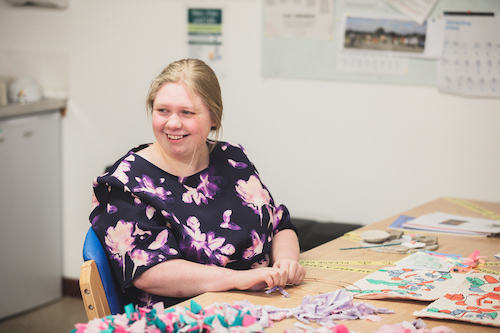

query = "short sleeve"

[{"left": 90, "top": 161, "right": 182, "bottom": 291}]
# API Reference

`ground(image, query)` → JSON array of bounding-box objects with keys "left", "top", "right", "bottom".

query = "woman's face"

[{"left": 152, "top": 82, "right": 215, "bottom": 162}]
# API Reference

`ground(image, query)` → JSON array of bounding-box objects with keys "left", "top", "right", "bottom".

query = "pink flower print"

[
  {"left": 111, "top": 160, "right": 132, "bottom": 184},
  {"left": 235, "top": 175, "right": 271, "bottom": 224},
  {"left": 107, "top": 203, "right": 118, "bottom": 214},
  {"left": 161, "top": 211, "right": 181, "bottom": 225},
  {"left": 145, "top": 206, "right": 156, "bottom": 219},
  {"left": 204, "top": 231, "right": 235, "bottom": 266},
  {"left": 105, "top": 220, "right": 136, "bottom": 278},
  {"left": 215, "top": 243, "right": 236, "bottom": 267},
  {"left": 242, "top": 229, "right": 265, "bottom": 260},
  {"left": 138, "top": 291, "right": 155, "bottom": 309},
  {"left": 183, "top": 216, "right": 207, "bottom": 251},
  {"left": 198, "top": 172, "right": 220, "bottom": 200},
  {"left": 182, "top": 169, "right": 221, "bottom": 205},
  {"left": 251, "top": 253, "right": 270, "bottom": 269},
  {"left": 133, "top": 175, "right": 172, "bottom": 202},
  {"left": 133, "top": 224, "right": 151, "bottom": 241},
  {"left": 133, "top": 197, "right": 157, "bottom": 220},
  {"left": 148, "top": 229, "right": 178, "bottom": 256},
  {"left": 228, "top": 159, "right": 248, "bottom": 169},
  {"left": 267, "top": 205, "right": 284, "bottom": 230},
  {"left": 220, "top": 210, "right": 241, "bottom": 230},
  {"left": 221, "top": 142, "right": 244, "bottom": 151},
  {"left": 181, "top": 217, "right": 234, "bottom": 266},
  {"left": 91, "top": 192, "right": 99, "bottom": 211},
  {"left": 204, "top": 231, "right": 226, "bottom": 257},
  {"left": 182, "top": 185, "right": 208, "bottom": 205},
  {"left": 130, "top": 248, "right": 151, "bottom": 278}
]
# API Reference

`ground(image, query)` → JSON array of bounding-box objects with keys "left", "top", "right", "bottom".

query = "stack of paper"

[{"left": 401, "top": 212, "right": 500, "bottom": 236}]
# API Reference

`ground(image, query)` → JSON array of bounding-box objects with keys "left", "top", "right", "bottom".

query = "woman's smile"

[
  {"left": 167, "top": 134, "right": 188, "bottom": 140},
  {"left": 151, "top": 82, "right": 215, "bottom": 163}
]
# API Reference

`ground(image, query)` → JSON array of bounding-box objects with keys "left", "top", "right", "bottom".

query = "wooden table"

[{"left": 179, "top": 197, "right": 500, "bottom": 332}]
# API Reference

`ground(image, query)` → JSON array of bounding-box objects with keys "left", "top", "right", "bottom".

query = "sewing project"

[
  {"left": 347, "top": 267, "right": 467, "bottom": 301},
  {"left": 394, "top": 252, "right": 455, "bottom": 272},
  {"left": 413, "top": 272, "right": 500, "bottom": 328}
]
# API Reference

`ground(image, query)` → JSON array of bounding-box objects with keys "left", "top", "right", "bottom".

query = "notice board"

[{"left": 262, "top": 0, "right": 500, "bottom": 86}]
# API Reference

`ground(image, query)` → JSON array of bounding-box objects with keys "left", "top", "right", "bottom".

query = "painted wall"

[{"left": 1, "top": 0, "right": 499, "bottom": 280}]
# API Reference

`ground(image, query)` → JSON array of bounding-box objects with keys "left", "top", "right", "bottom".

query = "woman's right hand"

[{"left": 233, "top": 266, "right": 287, "bottom": 291}]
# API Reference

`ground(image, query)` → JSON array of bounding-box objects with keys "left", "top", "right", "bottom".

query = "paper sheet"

[
  {"left": 382, "top": 0, "right": 438, "bottom": 25},
  {"left": 348, "top": 267, "right": 468, "bottom": 301},
  {"left": 413, "top": 273, "right": 500, "bottom": 328},
  {"left": 395, "top": 252, "right": 455, "bottom": 272},
  {"left": 264, "top": 0, "right": 334, "bottom": 39},
  {"left": 403, "top": 212, "right": 500, "bottom": 235}
]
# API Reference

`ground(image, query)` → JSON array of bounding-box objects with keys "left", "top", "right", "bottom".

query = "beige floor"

[{"left": 0, "top": 297, "right": 88, "bottom": 333}]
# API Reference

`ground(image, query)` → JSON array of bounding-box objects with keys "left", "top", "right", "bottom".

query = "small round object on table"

[{"left": 360, "top": 230, "right": 391, "bottom": 243}]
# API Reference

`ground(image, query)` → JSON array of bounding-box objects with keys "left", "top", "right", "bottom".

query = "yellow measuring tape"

[
  {"left": 443, "top": 197, "right": 500, "bottom": 220},
  {"left": 478, "top": 262, "right": 500, "bottom": 266},
  {"left": 300, "top": 262, "right": 376, "bottom": 274},
  {"left": 476, "top": 267, "right": 500, "bottom": 275},
  {"left": 300, "top": 260, "right": 500, "bottom": 275},
  {"left": 300, "top": 260, "right": 394, "bottom": 266},
  {"left": 341, "top": 232, "right": 362, "bottom": 243},
  {"left": 299, "top": 260, "right": 392, "bottom": 274}
]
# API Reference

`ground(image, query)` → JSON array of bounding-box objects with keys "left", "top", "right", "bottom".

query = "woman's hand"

[
  {"left": 232, "top": 266, "right": 288, "bottom": 291},
  {"left": 270, "top": 229, "right": 306, "bottom": 286},
  {"left": 273, "top": 258, "right": 306, "bottom": 286}
]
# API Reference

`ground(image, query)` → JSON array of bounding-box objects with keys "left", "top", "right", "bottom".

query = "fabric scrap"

[
  {"left": 71, "top": 300, "right": 266, "bottom": 333},
  {"left": 266, "top": 286, "right": 291, "bottom": 297},
  {"left": 236, "top": 289, "right": 393, "bottom": 328},
  {"left": 371, "top": 319, "right": 458, "bottom": 333}
]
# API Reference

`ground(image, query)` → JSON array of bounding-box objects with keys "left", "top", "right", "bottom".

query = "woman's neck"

[{"left": 139, "top": 142, "right": 210, "bottom": 178}]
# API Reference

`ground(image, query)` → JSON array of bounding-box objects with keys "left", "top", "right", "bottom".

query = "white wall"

[{"left": 1, "top": 0, "right": 499, "bottom": 280}]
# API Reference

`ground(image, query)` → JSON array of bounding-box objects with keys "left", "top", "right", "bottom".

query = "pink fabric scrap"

[{"left": 371, "top": 319, "right": 458, "bottom": 333}]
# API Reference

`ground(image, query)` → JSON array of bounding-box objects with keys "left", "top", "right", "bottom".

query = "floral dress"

[{"left": 89, "top": 141, "right": 297, "bottom": 308}]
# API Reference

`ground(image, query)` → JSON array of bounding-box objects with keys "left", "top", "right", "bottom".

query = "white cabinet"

[{"left": 0, "top": 108, "right": 62, "bottom": 319}]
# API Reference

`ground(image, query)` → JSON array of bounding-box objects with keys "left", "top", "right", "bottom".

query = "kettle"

[{"left": 8, "top": 78, "right": 43, "bottom": 104}]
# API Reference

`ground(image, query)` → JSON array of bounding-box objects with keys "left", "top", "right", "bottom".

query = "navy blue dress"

[{"left": 89, "top": 141, "right": 297, "bottom": 308}]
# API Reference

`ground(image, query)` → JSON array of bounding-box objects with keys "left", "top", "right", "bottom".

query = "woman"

[{"left": 90, "top": 59, "right": 305, "bottom": 308}]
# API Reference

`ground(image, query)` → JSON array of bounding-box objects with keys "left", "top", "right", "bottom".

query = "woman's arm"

[
  {"left": 270, "top": 229, "right": 306, "bottom": 286},
  {"left": 133, "top": 258, "right": 288, "bottom": 298}
]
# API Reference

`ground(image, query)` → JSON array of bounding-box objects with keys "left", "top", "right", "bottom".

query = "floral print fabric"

[{"left": 89, "top": 141, "right": 296, "bottom": 308}]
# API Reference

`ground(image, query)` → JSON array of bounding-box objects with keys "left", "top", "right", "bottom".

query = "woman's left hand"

[{"left": 272, "top": 258, "right": 306, "bottom": 286}]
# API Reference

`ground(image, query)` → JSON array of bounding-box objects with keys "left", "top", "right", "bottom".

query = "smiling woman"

[
  {"left": 141, "top": 81, "right": 215, "bottom": 177},
  {"left": 89, "top": 59, "right": 305, "bottom": 310}
]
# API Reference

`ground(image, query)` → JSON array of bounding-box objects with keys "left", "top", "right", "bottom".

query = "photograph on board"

[{"left": 343, "top": 16, "right": 427, "bottom": 54}]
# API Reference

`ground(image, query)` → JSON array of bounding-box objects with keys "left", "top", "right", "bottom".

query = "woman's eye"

[{"left": 182, "top": 110, "right": 195, "bottom": 115}]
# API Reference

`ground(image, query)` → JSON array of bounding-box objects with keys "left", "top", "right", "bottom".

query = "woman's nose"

[{"left": 166, "top": 113, "right": 182, "bottom": 129}]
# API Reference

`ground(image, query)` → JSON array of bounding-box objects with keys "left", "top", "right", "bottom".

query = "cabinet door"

[{"left": 0, "top": 111, "right": 62, "bottom": 319}]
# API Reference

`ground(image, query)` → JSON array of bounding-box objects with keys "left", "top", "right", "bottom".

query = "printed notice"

[
  {"left": 264, "top": 0, "right": 334, "bottom": 39},
  {"left": 188, "top": 8, "right": 225, "bottom": 77}
]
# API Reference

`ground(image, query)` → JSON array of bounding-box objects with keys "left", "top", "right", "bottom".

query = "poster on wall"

[
  {"left": 187, "top": 8, "right": 225, "bottom": 77},
  {"left": 264, "top": 0, "right": 334, "bottom": 39}
]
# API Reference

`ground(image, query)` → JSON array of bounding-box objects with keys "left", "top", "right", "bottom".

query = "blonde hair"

[{"left": 146, "top": 59, "right": 223, "bottom": 145}]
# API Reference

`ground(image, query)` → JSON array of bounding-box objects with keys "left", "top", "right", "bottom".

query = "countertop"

[{"left": 0, "top": 99, "right": 67, "bottom": 119}]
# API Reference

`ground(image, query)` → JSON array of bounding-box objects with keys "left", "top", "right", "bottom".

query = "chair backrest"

[{"left": 80, "top": 227, "right": 125, "bottom": 319}]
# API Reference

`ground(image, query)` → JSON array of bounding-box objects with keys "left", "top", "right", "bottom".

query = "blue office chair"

[{"left": 80, "top": 227, "right": 126, "bottom": 320}]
